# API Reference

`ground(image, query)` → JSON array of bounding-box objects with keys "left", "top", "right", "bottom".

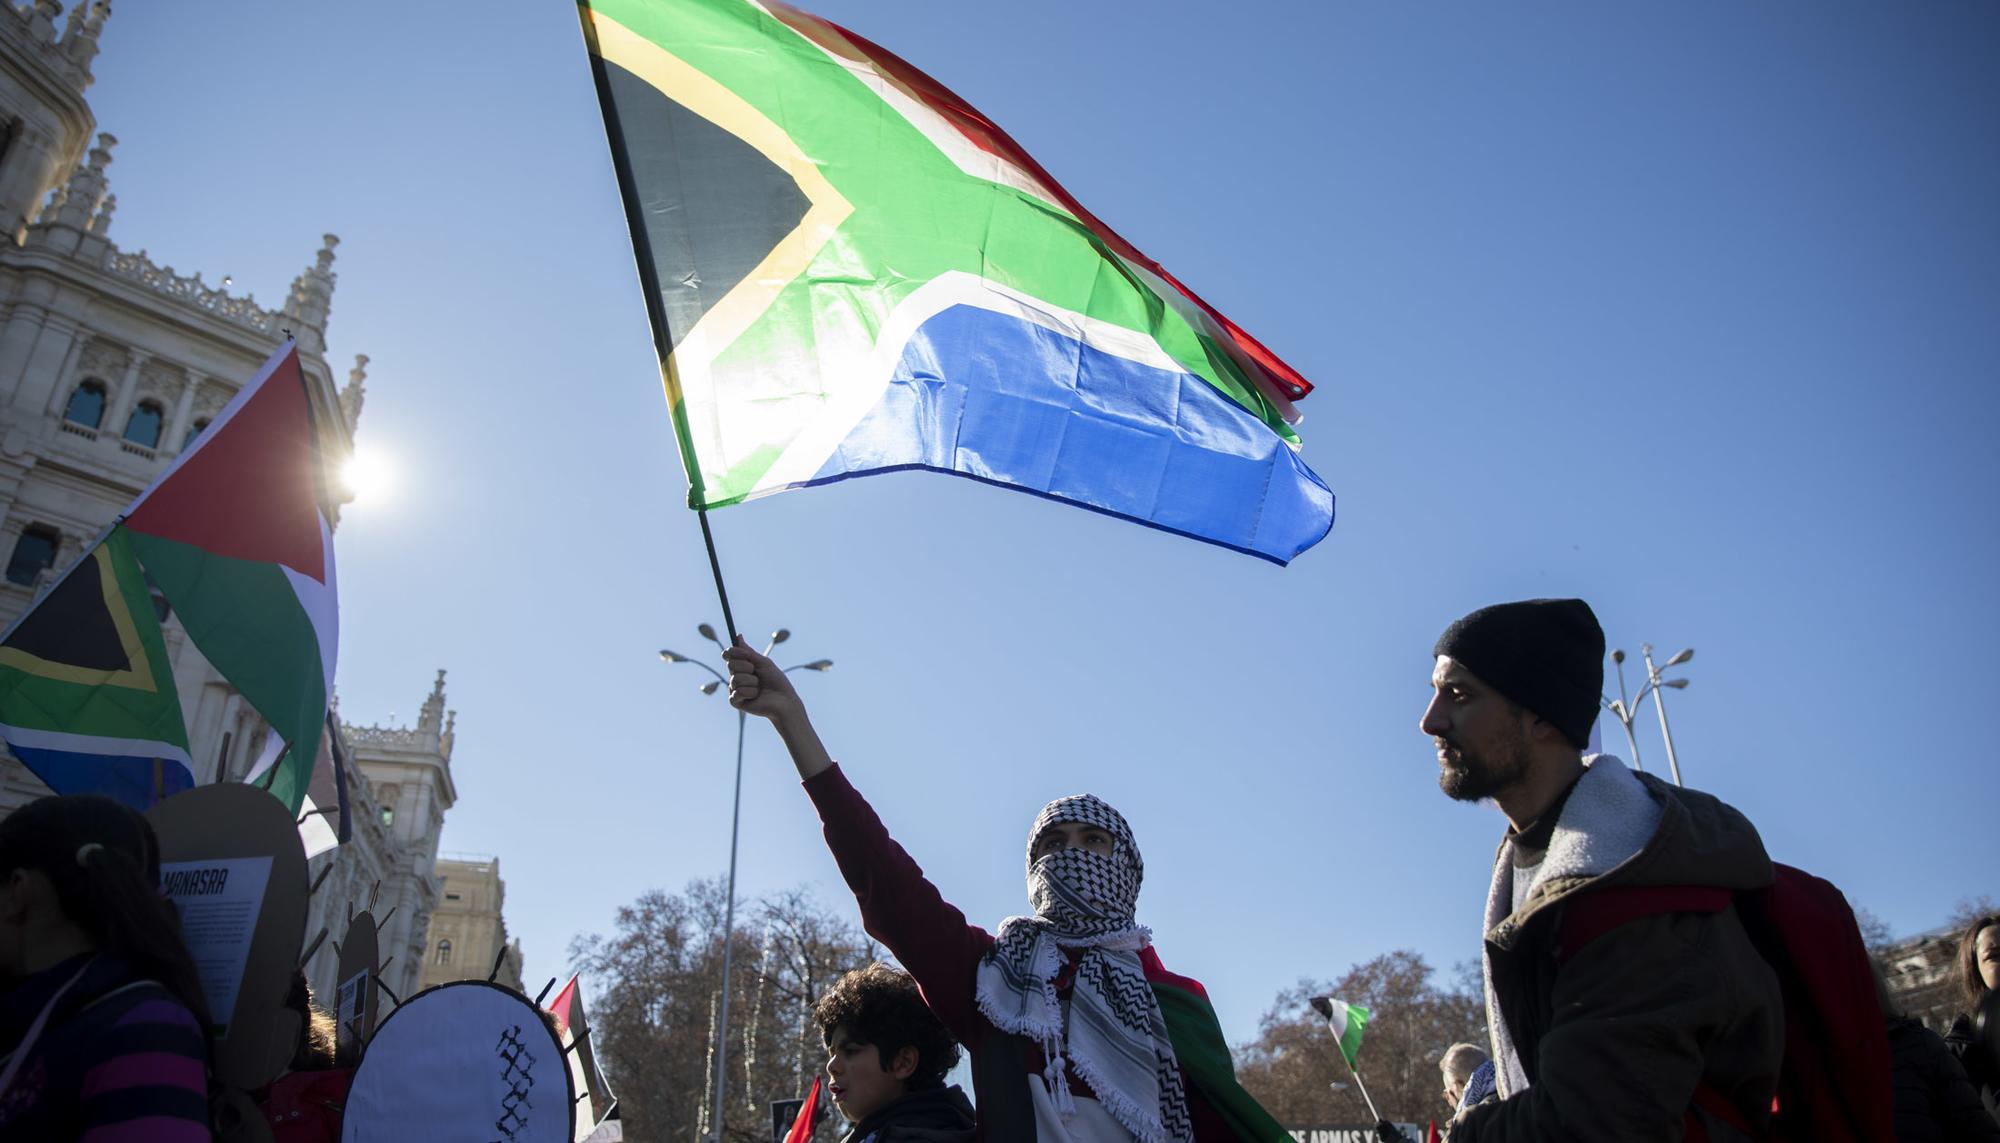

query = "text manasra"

[{"left": 162, "top": 867, "right": 231, "bottom": 896}]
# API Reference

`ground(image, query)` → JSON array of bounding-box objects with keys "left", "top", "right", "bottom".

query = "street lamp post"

[
  {"left": 1602, "top": 649, "right": 1648, "bottom": 773},
  {"left": 1600, "top": 644, "right": 1694, "bottom": 786},
  {"left": 660, "top": 626, "right": 833, "bottom": 1143},
  {"left": 1643, "top": 644, "right": 1692, "bottom": 787}
]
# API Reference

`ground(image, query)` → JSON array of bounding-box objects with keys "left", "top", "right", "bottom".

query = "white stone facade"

[
  {"left": 1879, "top": 924, "right": 1969, "bottom": 1033},
  {"left": 0, "top": 1, "right": 462, "bottom": 1014},
  {"left": 316, "top": 671, "right": 460, "bottom": 1004},
  {"left": 419, "top": 854, "right": 526, "bottom": 995}
]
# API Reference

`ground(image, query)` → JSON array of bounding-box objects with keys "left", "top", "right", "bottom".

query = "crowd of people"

[
  {"left": 0, "top": 795, "right": 362, "bottom": 1141},
  {"left": 723, "top": 597, "right": 2000, "bottom": 1143},
  {"left": 0, "top": 597, "right": 1992, "bottom": 1142}
]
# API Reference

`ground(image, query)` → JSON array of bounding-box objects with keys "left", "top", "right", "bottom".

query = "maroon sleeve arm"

[{"left": 803, "top": 764, "right": 995, "bottom": 1046}]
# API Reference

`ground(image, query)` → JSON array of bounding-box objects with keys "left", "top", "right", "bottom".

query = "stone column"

[
  {"left": 0, "top": 516, "right": 27, "bottom": 565},
  {"left": 40, "top": 329, "right": 88, "bottom": 417},
  {"left": 0, "top": 459, "right": 28, "bottom": 528},
  {"left": 100, "top": 349, "right": 148, "bottom": 441},
  {"left": 164, "top": 370, "right": 201, "bottom": 454},
  {"left": 0, "top": 277, "right": 54, "bottom": 393},
  {"left": 11, "top": 314, "right": 78, "bottom": 418}
]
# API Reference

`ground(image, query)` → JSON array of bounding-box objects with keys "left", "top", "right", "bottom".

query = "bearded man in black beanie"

[{"left": 1419, "top": 599, "right": 1785, "bottom": 1143}]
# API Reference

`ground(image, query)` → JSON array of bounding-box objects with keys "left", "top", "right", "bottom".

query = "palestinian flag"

[
  {"left": 122, "top": 341, "right": 338, "bottom": 814},
  {"left": 1142, "top": 948, "right": 1291, "bottom": 1142},
  {"left": 1311, "top": 995, "right": 1370, "bottom": 1069},
  {"left": 245, "top": 709, "right": 353, "bottom": 858},
  {"left": 549, "top": 975, "right": 619, "bottom": 1140},
  {"left": 0, "top": 341, "right": 339, "bottom": 813},
  {"left": 578, "top": 0, "right": 1334, "bottom": 564},
  {"left": 782, "top": 1076, "right": 820, "bottom": 1143}
]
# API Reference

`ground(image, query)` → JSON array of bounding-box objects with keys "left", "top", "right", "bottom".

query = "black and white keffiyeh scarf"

[{"left": 974, "top": 795, "right": 1192, "bottom": 1143}]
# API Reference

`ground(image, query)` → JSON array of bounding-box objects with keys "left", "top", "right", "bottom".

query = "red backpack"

[{"left": 1556, "top": 863, "right": 1895, "bottom": 1142}]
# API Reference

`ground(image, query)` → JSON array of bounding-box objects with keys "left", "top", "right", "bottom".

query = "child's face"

[{"left": 825, "top": 1024, "right": 908, "bottom": 1124}]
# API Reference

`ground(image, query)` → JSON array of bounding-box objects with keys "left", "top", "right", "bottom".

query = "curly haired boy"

[{"left": 813, "top": 963, "right": 974, "bottom": 1143}]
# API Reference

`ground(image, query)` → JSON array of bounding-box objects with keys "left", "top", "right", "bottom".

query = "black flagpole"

[
  {"left": 578, "top": 7, "right": 746, "bottom": 644},
  {"left": 697, "top": 508, "right": 740, "bottom": 644}
]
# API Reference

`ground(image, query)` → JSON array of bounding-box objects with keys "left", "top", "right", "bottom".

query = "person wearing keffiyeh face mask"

[{"left": 725, "top": 640, "right": 1289, "bottom": 1143}]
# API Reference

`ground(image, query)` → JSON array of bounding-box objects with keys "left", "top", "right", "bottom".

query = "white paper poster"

[
  {"left": 336, "top": 968, "right": 370, "bottom": 1056},
  {"left": 160, "top": 855, "right": 273, "bottom": 1034}
]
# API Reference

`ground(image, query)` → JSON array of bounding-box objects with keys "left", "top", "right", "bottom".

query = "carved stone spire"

[
  {"left": 281, "top": 233, "right": 339, "bottom": 352},
  {"left": 45, "top": 132, "right": 113, "bottom": 233},
  {"left": 62, "top": 0, "right": 110, "bottom": 81},
  {"left": 417, "top": 669, "right": 447, "bottom": 735},
  {"left": 440, "top": 710, "right": 456, "bottom": 762},
  {"left": 87, "top": 192, "right": 113, "bottom": 236},
  {"left": 29, "top": 0, "right": 62, "bottom": 45},
  {"left": 339, "top": 353, "right": 368, "bottom": 433}
]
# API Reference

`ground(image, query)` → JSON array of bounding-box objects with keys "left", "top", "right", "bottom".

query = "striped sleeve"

[{"left": 78, "top": 995, "right": 212, "bottom": 1143}]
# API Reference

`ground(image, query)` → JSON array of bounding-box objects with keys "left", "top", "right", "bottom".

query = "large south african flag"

[
  {"left": 0, "top": 342, "right": 339, "bottom": 814},
  {"left": 579, "top": 0, "right": 1334, "bottom": 564}
]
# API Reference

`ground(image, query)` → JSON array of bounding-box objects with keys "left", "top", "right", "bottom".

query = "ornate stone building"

[
  {"left": 317, "top": 672, "right": 461, "bottom": 1004},
  {"left": 418, "top": 853, "right": 526, "bottom": 995},
  {"left": 0, "top": 1, "right": 465, "bottom": 1010},
  {"left": 0, "top": 0, "right": 354, "bottom": 808},
  {"left": 1880, "top": 923, "right": 1969, "bottom": 1033}
]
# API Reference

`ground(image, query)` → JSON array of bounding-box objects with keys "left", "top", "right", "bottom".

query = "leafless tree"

[
  {"left": 1853, "top": 904, "right": 1896, "bottom": 952},
  {"left": 1235, "top": 950, "right": 1485, "bottom": 1131},
  {"left": 571, "top": 878, "right": 875, "bottom": 1142},
  {"left": 1948, "top": 895, "right": 1998, "bottom": 932}
]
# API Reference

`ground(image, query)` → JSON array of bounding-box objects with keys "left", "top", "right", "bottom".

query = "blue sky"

[{"left": 90, "top": 2, "right": 1996, "bottom": 1046}]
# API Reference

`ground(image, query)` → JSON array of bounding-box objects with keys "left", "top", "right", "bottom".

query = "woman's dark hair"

[
  {"left": 812, "top": 962, "right": 960, "bottom": 1090},
  {"left": 1957, "top": 913, "right": 2000, "bottom": 1008},
  {"left": 0, "top": 794, "right": 212, "bottom": 1030}
]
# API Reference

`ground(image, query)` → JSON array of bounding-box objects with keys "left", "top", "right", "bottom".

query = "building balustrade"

[{"left": 100, "top": 247, "right": 280, "bottom": 335}]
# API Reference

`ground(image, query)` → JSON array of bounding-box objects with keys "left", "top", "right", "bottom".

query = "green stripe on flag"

[
  {"left": 125, "top": 529, "right": 326, "bottom": 811},
  {"left": 1328, "top": 999, "right": 1370, "bottom": 1068},
  {"left": 1152, "top": 979, "right": 1293, "bottom": 1143},
  {"left": 583, "top": 0, "right": 1299, "bottom": 509},
  {"left": 0, "top": 527, "right": 188, "bottom": 746}
]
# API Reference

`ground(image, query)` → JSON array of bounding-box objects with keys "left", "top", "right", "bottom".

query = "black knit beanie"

[{"left": 1434, "top": 599, "right": 1604, "bottom": 749}]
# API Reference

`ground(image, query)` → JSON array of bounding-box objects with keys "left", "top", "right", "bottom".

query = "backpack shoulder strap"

[{"left": 1554, "top": 885, "right": 1731, "bottom": 966}]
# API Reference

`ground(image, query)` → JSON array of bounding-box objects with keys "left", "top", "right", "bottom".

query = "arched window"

[
  {"left": 63, "top": 380, "right": 106, "bottom": 428},
  {"left": 182, "top": 418, "right": 209, "bottom": 450},
  {"left": 122, "top": 401, "right": 164, "bottom": 449},
  {"left": 4, "top": 525, "right": 58, "bottom": 586},
  {"left": 435, "top": 939, "right": 452, "bottom": 965}
]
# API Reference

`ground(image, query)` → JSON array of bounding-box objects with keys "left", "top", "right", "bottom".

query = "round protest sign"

[
  {"left": 334, "top": 909, "right": 381, "bottom": 1062},
  {"left": 147, "top": 781, "right": 309, "bottom": 1090},
  {"left": 341, "top": 979, "right": 573, "bottom": 1142}
]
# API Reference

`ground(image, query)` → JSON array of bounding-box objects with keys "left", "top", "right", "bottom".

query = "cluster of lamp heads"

[{"left": 658, "top": 626, "right": 832, "bottom": 694}]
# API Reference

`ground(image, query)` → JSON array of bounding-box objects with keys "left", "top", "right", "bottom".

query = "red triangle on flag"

[
  {"left": 122, "top": 343, "right": 330, "bottom": 583},
  {"left": 784, "top": 1076, "right": 822, "bottom": 1143},
  {"left": 548, "top": 975, "right": 580, "bottom": 1036}
]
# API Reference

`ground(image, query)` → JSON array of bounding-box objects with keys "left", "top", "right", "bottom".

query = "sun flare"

[{"left": 339, "top": 447, "right": 390, "bottom": 503}]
